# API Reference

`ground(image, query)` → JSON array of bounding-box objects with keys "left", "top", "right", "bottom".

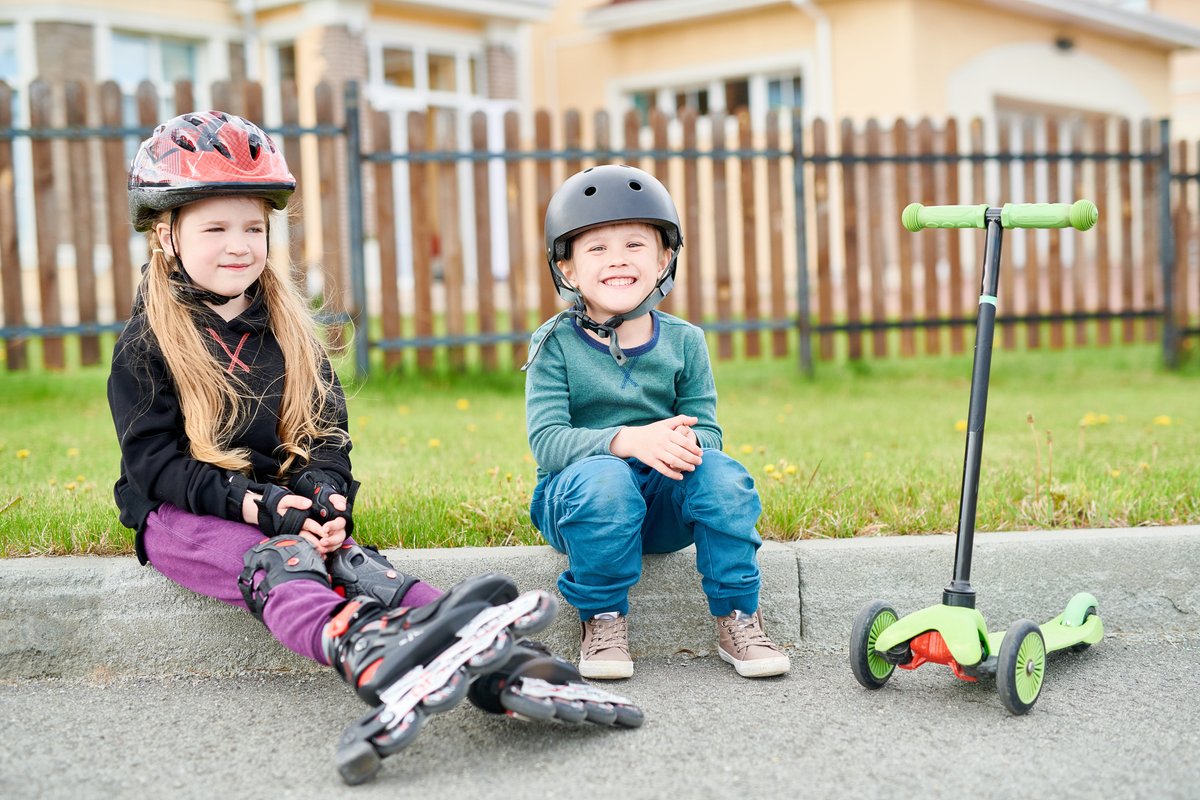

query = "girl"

[{"left": 109, "top": 111, "right": 639, "bottom": 785}]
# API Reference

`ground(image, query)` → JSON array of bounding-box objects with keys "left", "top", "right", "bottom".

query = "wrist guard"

[
  {"left": 254, "top": 482, "right": 309, "bottom": 538},
  {"left": 293, "top": 469, "right": 360, "bottom": 534}
]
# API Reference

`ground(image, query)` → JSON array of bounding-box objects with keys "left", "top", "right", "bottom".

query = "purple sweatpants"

[{"left": 143, "top": 503, "right": 443, "bottom": 665}]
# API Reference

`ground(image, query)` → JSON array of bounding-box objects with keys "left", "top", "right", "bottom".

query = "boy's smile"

[{"left": 560, "top": 222, "right": 671, "bottom": 321}]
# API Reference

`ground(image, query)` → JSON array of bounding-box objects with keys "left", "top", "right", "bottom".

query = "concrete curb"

[{"left": 1, "top": 526, "right": 1196, "bottom": 680}]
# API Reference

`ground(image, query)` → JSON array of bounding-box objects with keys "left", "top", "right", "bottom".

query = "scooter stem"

[{"left": 944, "top": 208, "right": 1005, "bottom": 608}]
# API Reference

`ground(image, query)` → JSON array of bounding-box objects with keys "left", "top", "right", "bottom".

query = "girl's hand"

[{"left": 610, "top": 414, "right": 703, "bottom": 480}]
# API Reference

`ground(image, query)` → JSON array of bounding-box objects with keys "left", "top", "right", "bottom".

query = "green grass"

[{"left": 1, "top": 341, "right": 1198, "bottom": 557}]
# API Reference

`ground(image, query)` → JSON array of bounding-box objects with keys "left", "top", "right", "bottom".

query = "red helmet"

[{"left": 128, "top": 111, "right": 296, "bottom": 232}]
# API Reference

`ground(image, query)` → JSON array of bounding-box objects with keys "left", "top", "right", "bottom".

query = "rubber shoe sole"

[
  {"left": 579, "top": 657, "right": 634, "bottom": 680},
  {"left": 718, "top": 645, "right": 790, "bottom": 678}
]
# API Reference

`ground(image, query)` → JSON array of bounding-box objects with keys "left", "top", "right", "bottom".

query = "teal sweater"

[{"left": 525, "top": 311, "right": 723, "bottom": 480}]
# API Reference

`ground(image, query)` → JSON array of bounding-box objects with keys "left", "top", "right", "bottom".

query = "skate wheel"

[
  {"left": 468, "top": 628, "right": 514, "bottom": 672},
  {"left": 421, "top": 667, "right": 470, "bottom": 714},
  {"left": 612, "top": 703, "right": 645, "bottom": 728},
  {"left": 501, "top": 689, "right": 558, "bottom": 721},
  {"left": 583, "top": 701, "right": 618, "bottom": 726},
  {"left": 511, "top": 592, "right": 557, "bottom": 637},
  {"left": 336, "top": 739, "right": 382, "bottom": 786},
  {"left": 551, "top": 698, "right": 588, "bottom": 725},
  {"left": 372, "top": 709, "right": 425, "bottom": 758}
]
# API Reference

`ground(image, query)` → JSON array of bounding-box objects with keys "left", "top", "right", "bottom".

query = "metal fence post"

[
  {"left": 792, "top": 111, "right": 813, "bottom": 377},
  {"left": 1158, "top": 118, "right": 1178, "bottom": 370},
  {"left": 344, "top": 80, "right": 369, "bottom": 379}
]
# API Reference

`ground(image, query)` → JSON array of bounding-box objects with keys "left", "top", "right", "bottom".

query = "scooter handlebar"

[{"left": 902, "top": 199, "right": 1098, "bottom": 232}]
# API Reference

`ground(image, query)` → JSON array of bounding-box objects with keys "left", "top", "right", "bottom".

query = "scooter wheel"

[
  {"left": 850, "top": 600, "right": 899, "bottom": 689},
  {"left": 996, "top": 619, "right": 1045, "bottom": 715}
]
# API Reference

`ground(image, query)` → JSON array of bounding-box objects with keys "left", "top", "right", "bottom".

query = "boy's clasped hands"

[{"left": 610, "top": 414, "right": 703, "bottom": 480}]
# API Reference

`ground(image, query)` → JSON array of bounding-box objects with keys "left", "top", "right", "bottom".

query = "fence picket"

[
  {"left": 471, "top": 111, "right": 496, "bottom": 371},
  {"left": 739, "top": 110, "right": 760, "bottom": 358},
  {"left": 917, "top": 118, "right": 939, "bottom": 355},
  {"left": 812, "top": 119, "right": 833, "bottom": 360},
  {"left": 893, "top": 120, "right": 915, "bottom": 357},
  {"left": 711, "top": 114, "right": 733, "bottom": 359},
  {"left": 865, "top": 118, "right": 886, "bottom": 357},
  {"left": 30, "top": 80, "right": 64, "bottom": 369},
  {"left": 0, "top": 81, "right": 25, "bottom": 370},
  {"left": 408, "top": 110, "right": 434, "bottom": 370},
  {"left": 504, "top": 110, "right": 529, "bottom": 368},
  {"left": 372, "top": 110, "right": 402, "bottom": 371},
  {"left": 766, "top": 111, "right": 787, "bottom": 356}
]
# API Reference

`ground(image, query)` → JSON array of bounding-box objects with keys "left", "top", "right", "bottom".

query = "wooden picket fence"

[{"left": 0, "top": 77, "right": 1196, "bottom": 375}]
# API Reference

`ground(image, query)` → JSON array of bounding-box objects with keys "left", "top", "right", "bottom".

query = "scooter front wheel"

[
  {"left": 850, "top": 600, "right": 899, "bottom": 689},
  {"left": 996, "top": 619, "right": 1045, "bottom": 714}
]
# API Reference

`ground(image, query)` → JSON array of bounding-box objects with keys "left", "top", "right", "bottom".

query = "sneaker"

[
  {"left": 579, "top": 613, "right": 634, "bottom": 680},
  {"left": 716, "top": 609, "right": 790, "bottom": 678}
]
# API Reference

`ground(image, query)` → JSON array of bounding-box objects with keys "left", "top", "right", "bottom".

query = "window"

[
  {"left": 111, "top": 32, "right": 199, "bottom": 124},
  {"left": 0, "top": 24, "right": 16, "bottom": 83},
  {"left": 278, "top": 43, "right": 297, "bottom": 85},
  {"left": 767, "top": 74, "right": 802, "bottom": 111},
  {"left": 627, "top": 69, "right": 802, "bottom": 125},
  {"left": 383, "top": 47, "right": 415, "bottom": 88},
  {"left": 428, "top": 53, "right": 457, "bottom": 92}
]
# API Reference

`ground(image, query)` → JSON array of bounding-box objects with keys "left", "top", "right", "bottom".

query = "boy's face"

[{"left": 559, "top": 222, "right": 671, "bottom": 321}]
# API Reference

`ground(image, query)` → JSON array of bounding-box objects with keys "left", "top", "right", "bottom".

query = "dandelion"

[
  {"left": 397, "top": 405, "right": 411, "bottom": 415},
  {"left": 16, "top": 449, "right": 30, "bottom": 459},
  {"left": 65, "top": 482, "right": 77, "bottom": 491},
  {"left": 758, "top": 446, "right": 766, "bottom": 455},
  {"left": 48, "top": 478, "right": 57, "bottom": 487},
  {"left": 1152, "top": 415, "right": 1172, "bottom": 426},
  {"left": 784, "top": 464, "right": 797, "bottom": 475},
  {"left": 428, "top": 438, "right": 442, "bottom": 448},
  {"left": 771, "top": 471, "right": 784, "bottom": 481},
  {"left": 739, "top": 445, "right": 754, "bottom": 454},
  {"left": 505, "top": 473, "right": 513, "bottom": 482},
  {"left": 455, "top": 398, "right": 470, "bottom": 411},
  {"left": 466, "top": 423, "right": 478, "bottom": 433},
  {"left": 764, "top": 464, "right": 776, "bottom": 474},
  {"left": 955, "top": 419, "right": 967, "bottom": 432},
  {"left": 76, "top": 475, "right": 86, "bottom": 483},
  {"left": 357, "top": 417, "right": 370, "bottom": 429},
  {"left": 66, "top": 448, "right": 79, "bottom": 458},
  {"left": 1138, "top": 461, "right": 1150, "bottom": 472}
]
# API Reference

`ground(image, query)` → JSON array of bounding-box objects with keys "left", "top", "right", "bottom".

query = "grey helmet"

[{"left": 535, "top": 164, "right": 683, "bottom": 366}]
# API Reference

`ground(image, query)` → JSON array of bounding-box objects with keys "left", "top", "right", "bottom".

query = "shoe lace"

[
  {"left": 586, "top": 615, "right": 628, "bottom": 657},
  {"left": 724, "top": 613, "right": 773, "bottom": 651}
]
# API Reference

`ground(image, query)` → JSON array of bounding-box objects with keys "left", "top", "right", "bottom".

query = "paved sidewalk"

[{"left": 2, "top": 525, "right": 1197, "bottom": 679}]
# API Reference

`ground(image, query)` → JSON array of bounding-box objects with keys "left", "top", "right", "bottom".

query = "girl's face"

[
  {"left": 157, "top": 195, "right": 269, "bottom": 302},
  {"left": 559, "top": 222, "right": 671, "bottom": 321}
]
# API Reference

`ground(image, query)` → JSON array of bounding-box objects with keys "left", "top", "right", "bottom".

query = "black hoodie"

[{"left": 107, "top": 285, "right": 352, "bottom": 563}]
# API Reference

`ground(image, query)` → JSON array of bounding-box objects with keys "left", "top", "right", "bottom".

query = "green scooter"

[{"left": 849, "top": 200, "right": 1104, "bottom": 714}]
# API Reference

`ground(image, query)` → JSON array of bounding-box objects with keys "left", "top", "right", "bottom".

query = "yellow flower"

[
  {"left": 16, "top": 449, "right": 30, "bottom": 459},
  {"left": 784, "top": 464, "right": 797, "bottom": 475},
  {"left": 505, "top": 473, "right": 513, "bottom": 482},
  {"left": 75, "top": 474, "right": 86, "bottom": 483},
  {"left": 466, "top": 423, "right": 478, "bottom": 433},
  {"left": 771, "top": 471, "right": 784, "bottom": 481},
  {"left": 763, "top": 464, "right": 776, "bottom": 474},
  {"left": 427, "top": 438, "right": 442, "bottom": 448},
  {"left": 954, "top": 420, "right": 967, "bottom": 432},
  {"left": 48, "top": 478, "right": 57, "bottom": 486},
  {"left": 740, "top": 445, "right": 754, "bottom": 454},
  {"left": 66, "top": 447, "right": 80, "bottom": 458},
  {"left": 65, "top": 482, "right": 77, "bottom": 491},
  {"left": 1110, "top": 469, "right": 1121, "bottom": 478},
  {"left": 455, "top": 398, "right": 470, "bottom": 411},
  {"left": 1152, "top": 415, "right": 1172, "bottom": 426},
  {"left": 397, "top": 405, "right": 411, "bottom": 415},
  {"left": 357, "top": 417, "right": 370, "bottom": 429}
]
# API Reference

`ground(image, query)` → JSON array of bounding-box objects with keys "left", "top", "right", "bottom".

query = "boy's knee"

[{"left": 558, "top": 455, "right": 640, "bottom": 505}]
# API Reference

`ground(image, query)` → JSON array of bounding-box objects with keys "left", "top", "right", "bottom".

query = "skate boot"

[
  {"left": 324, "top": 573, "right": 556, "bottom": 785},
  {"left": 468, "top": 640, "right": 645, "bottom": 728}
]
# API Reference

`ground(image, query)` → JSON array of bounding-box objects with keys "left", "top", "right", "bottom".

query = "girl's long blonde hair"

[{"left": 137, "top": 200, "right": 348, "bottom": 479}]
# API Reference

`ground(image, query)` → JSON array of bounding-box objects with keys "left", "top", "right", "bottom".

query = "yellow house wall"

[
  {"left": 537, "top": 0, "right": 1173, "bottom": 123},
  {"left": 0, "top": 0, "right": 238, "bottom": 23}
]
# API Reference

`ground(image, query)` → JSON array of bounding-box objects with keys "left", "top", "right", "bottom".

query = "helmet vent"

[
  {"left": 628, "top": 181, "right": 642, "bottom": 191},
  {"left": 172, "top": 132, "right": 197, "bottom": 152},
  {"left": 584, "top": 186, "right": 597, "bottom": 197},
  {"left": 210, "top": 139, "right": 233, "bottom": 160},
  {"left": 248, "top": 133, "right": 262, "bottom": 160}
]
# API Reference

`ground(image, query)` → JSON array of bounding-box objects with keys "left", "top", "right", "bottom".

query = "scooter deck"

[{"left": 986, "top": 609, "right": 1104, "bottom": 655}]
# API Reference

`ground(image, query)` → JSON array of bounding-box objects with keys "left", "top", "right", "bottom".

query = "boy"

[{"left": 523, "top": 164, "right": 789, "bottom": 680}]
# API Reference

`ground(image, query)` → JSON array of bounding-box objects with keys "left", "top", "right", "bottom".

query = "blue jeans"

[{"left": 530, "top": 450, "right": 763, "bottom": 620}]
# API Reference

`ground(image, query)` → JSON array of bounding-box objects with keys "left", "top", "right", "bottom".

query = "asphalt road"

[{"left": 3, "top": 631, "right": 1197, "bottom": 800}]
